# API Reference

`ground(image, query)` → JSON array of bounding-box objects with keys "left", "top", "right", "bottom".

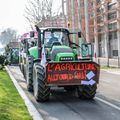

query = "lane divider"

[
  {"left": 95, "top": 97, "right": 120, "bottom": 111},
  {"left": 5, "top": 66, "right": 43, "bottom": 120}
]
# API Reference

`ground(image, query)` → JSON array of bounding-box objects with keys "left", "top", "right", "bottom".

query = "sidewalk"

[{"left": 97, "top": 57, "right": 120, "bottom": 68}]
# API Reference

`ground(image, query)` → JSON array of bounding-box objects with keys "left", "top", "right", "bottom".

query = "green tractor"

[
  {"left": 23, "top": 26, "right": 100, "bottom": 102},
  {"left": 19, "top": 32, "right": 37, "bottom": 78},
  {"left": 5, "top": 42, "right": 19, "bottom": 65}
]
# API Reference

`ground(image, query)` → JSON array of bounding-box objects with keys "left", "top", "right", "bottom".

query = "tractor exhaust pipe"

[{"left": 35, "top": 25, "right": 41, "bottom": 59}]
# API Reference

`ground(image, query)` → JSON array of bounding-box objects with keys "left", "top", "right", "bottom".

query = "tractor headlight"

[{"left": 60, "top": 57, "right": 73, "bottom": 61}]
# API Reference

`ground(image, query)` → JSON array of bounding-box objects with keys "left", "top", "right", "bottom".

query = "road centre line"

[{"left": 95, "top": 97, "right": 120, "bottom": 111}]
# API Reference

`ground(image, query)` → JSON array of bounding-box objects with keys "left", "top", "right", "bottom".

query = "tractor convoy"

[{"left": 19, "top": 26, "right": 100, "bottom": 102}]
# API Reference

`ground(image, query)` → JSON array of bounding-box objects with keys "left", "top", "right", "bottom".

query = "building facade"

[
  {"left": 89, "top": 0, "right": 120, "bottom": 59},
  {"left": 65, "top": 0, "right": 120, "bottom": 59},
  {"left": 38, "top": 14, "right": 66, "bottom": 28}
]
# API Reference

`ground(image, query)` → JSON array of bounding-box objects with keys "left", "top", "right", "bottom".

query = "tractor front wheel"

[
  {"left": 77, "top": 84, "right": 97, "bottom": 99},
  {"left": 33, "top": 64, "right": 50, "bottom": 102}
]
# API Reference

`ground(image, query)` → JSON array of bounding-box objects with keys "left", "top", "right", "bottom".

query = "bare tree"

[
  {"left": 0, "top": 28, "right": 17, "bottom": 45},
  {"left": 24, "top": 0, "right": 54, "bottom": 27}
]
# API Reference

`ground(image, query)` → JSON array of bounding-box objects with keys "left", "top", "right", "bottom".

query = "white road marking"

[
  {"left": 5, "top": 66, "right": 43, "bottom": 120},
  {"left": 95, "top": 97, "right": 120, "bottom": 111}
]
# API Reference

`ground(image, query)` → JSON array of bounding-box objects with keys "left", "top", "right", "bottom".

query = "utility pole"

[
  {"left": 117, "top": 0, "right": 120, "bottom": 67},
  {"left": 62, "top": 0, "right": 67, "bottom": 27},
  {"left": 84, "top": 0, "right": 90, "bottom": 43},
  {"left": 104, "top": 3, "right": 109, "bottom": 66},
  {"left": 71, "top": 0, "right": 76, "bottom": 43},
  {"left": 65, "top": 0, "right": 70, "bottom": 29},
  {"left": 77, "top": 0, "right": 83, "bottom": 55},
  {"left": 93, "top": 0, "right": 98, "bottom": 62},
  {"left": 77, "top": 0, "right": 82, "bottom": 31}
]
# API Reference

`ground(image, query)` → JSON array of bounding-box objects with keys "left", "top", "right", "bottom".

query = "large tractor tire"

[
  {"left": 77, "top": 84, "right": 97, "bottom": 99},
  {"left": 26, "top": 56, "right": 34, "bottom": 92},
  {"left": 33, "top": 64, "right": 50, "bottom": 102}
]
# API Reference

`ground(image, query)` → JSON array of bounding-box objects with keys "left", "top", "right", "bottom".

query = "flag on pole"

[
  {"left": 93, "top": 43, "right": 97, "bottom": 62},
  {"left": 40, "top": 45, "right": 46, "bottom": 67}
]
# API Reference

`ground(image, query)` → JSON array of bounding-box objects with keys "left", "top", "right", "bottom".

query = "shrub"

[{"left": 0, "top": 55, "right": 6, "bottom": 70}]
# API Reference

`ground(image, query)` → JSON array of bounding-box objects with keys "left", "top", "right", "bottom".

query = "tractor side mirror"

[
  {"left": 81, "top": 43, "right": 93, "bottom": 59},
  {"left": 30, "top": 31, "right": 34, "bottom": 37},
  {"left": 78, "top": 32, "right": 81, "bottom": 38}
]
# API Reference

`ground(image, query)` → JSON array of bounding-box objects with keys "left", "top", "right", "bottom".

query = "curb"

[
  {"left": 5, "top": 66, "right": 43, "bottom": 120},
  {"left": 101, "top": 69, "right": 120, "bottom": 75}
]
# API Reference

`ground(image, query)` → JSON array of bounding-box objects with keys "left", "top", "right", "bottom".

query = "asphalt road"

[{"left": 8, "top": 66, "right": 120, "bottom": 120}]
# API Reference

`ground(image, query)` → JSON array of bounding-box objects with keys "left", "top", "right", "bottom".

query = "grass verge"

[
  {"left": 100, "top": 65, "right": 117, "bottom": 69},
  {"left": 0, "top": 70, "right": 32, "bottom": 120}
]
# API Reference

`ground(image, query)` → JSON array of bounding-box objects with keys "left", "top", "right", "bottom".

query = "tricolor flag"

[
  {"left": 93, "top": 43, "right": 97, "bottom": 62},
  {"left": 41, "top": 45, "right": 46, "bottom": 68}
]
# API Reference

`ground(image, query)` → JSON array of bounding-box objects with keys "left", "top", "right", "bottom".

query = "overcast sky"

[
  {"left": 0, "top": 0, "right": 29, "bottom": 34},
  {"left": 0, "top": 0, "right": 62, "bottom": 35}
]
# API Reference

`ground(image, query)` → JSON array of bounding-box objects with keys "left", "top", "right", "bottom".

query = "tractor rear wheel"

[
  {"left": 77, "top": 84, "right": 97, "bottom": 99},
  {"left": 26, "top": 56, "right": 33, "bottom": 92},
  {"left": 33, "top": 64, "right": 50, "bottom": 102}
]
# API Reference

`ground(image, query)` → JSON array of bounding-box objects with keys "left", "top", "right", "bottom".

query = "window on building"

[
  {"left": 108, "top": 11, "right": 117, "bottom": 20},
  {"left": 90, "top": 12, "right": 94, "bottom": 18},
  {"left": 97, "top": 7, "right": 104, "bottom": 14},
  {"left": 90, "top": 27, "right": 94, "bottom": 33},
  {"left": 108, "top": 22, "right": 117, "bottom": 30},
  {"left": 108, "top": 0, "right": 117, "bottom": 6},
  {"left": 80, "top": 1, "right": 84, "bottom": 7},
  {"left": 97, "top": 16, "right": 104, "bottom": 23},
  {"left": 98, "top": 34, "right": 105, "bottom": 57},
  {"left": 96, "top": 0, "right": 102, "bottom": 5},
  {"left": 98, "top": 25, "right": 104, "bottom": 32},
  {"left": 108, "top": 31, "right": 117, "bottom": 40},
  {"left": 90, "top": 2, "right": 93, "bottom": 7},
  {"left": 108, "top": 30, "right": 118, "bottom": 58},
  {"left": 108, "top": 4, "right": 116, "bottom": 10}
]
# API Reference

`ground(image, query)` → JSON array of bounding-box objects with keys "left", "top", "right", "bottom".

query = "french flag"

[
  {"left": 40, "top": 45, "right": 46, "bottom": 67},
  {"left": 93, "top": 43, "right": 97, "bottom": 62}
]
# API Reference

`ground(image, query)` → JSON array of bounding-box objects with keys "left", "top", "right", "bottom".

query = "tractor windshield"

[{"left": 43, "top": 31, "right": 69, "bottom": 47}]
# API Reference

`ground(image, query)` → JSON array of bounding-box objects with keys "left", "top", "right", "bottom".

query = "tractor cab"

[
  {"left": 43, "top": 28, "right": 69, "bottom": 47},
  {"left": 30, "top": 27, "right": 92, "bottom": 62},
  {"left": 42, "top": 28, "right": 77, "bottom": 61}
]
